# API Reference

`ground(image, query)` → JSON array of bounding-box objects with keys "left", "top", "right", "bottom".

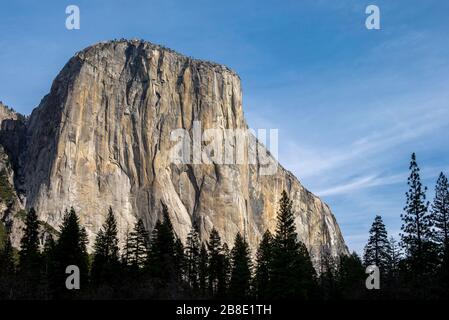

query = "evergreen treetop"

[
  {"left": 431, "top": 172, "right": 449, "bottom": 255},
  {"left": 229, "top": 232, "right": 252, "bottom": 299},
  {"left": 363, "top": 215, "right": 391, "bottom": 271},
  {"left": 19, "top": 207, "right": 40, "bottom": 271}
]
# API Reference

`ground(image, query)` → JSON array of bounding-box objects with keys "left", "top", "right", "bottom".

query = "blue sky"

[{"left": 1, "top": 0, "right": 449, "bottom": 254}]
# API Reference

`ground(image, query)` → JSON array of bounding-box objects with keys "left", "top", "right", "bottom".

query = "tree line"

[
  {"left": 358, "top": 153, "right": 449, "bottom": 299},
  {"left": 0, "top": 191, "right": 320, "bottom": 299},
  {"left": 0, "top": 153, "right": 448, "bottom": 299}
]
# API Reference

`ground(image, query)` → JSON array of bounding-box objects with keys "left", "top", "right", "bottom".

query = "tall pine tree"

[
  {"left": 198, "top": 242, "right": 209, "bottom": 297},
  {"left": 19, "top": 208, "right": 41, "bottom": 276},
  {"left": 254, "top": 230, "right": 273, "bottom": 299},
  {"left": 318, "top": 247, "right": 338, "bottom": 300},
  {"left": 174, "top": 237, "right": 186, "bottom": 285},
  {"left": 52, "top": 207, "right": 89, "bottom": 298},
  {"left": 207, "top": 227, "right": 224, "bottom": 297},
  {"left": 185, "top": 226, "right": 201, "bottom": 291},
  {"left": 430, "top": 172, "right": 449, "bottom": 296},
  {"left": 0, "top": 235, "right": 15, "bottom": 276},
  {"left": 42, "top": 235, "right": 55, "bottom": 280},
  {"left": 229, "top": 232, "right": 252, "bottom": 299},
  {"left": 0, "top": 235, "right": 15, "bottom": 299},
  {"left": 18, "top": 207, "right": 43, "bottom": 298},
  {"left": 270, "top": 190, "right": 316, "bottom": 299},
  {"left": 336, "top": 252, "right": 365, "bottom": 299},
  {"left": 219, "top": 243, "right": 231, "bottom": 297},
  {"left": 91, "top": 207, "right": 120, "bottom": 287},
  {"left": 363, "top": 215, "right": 391, "bottom": 272},
  {"left": 431, "top": 173, "right": 449, "bottom": 259},
  {"left": 147, "top": 204, "right": 177, "bottom": 285},
  {"left": 387, "top": 237, "right": 402, "bottom": 276},
  {"left": 400, "top": 153, "right": 435, "bottom": 275},
  {"left": 125, "top": 219, "right": 149, "bottom": 270}
]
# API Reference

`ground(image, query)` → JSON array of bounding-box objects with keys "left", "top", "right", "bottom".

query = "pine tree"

[
  {"left": 430, "top": 173, "right": 449, "bottom": 297},
  {"left": 297, "top": 241, "right": 318, "bottom": 298},
  {"left": 159, "top": 204, "right": 175, "bottom": 258},
  {"left": 220, "top": 243, "right": 231, "bottom": 296},
  {"left": 17, "top": 208, "right": 42, "bottom": 298},
  {"left": 91, "top": 207, "right": 120, "bottom": 287},
  {"left": 254, "top": 230, "right": 273, "bottom": 299},
  {"left": 42, "top": 235, "right": 55, "bottom": 277},
  {"left": 19, "top": 208, "right": 41, "bottom": 275},
  {"left": 0, "top": 235, "right": 15, "bottom": 299},
  {"left": 122, "top": 230, "right": 132, "bottom": 267},
  {"left": 207, "top": 228, "right": 224, "bottom": 296},
  {"left": 125, "top": 219, "right": 149, "bottom": 269},
  {"left": 431, "top": 173, "right": 449, "bottom": 259},
  {"left": 229, "top": 233, "right": 252, "bottom": 299},
  {"left": 148, "top": 205, "right": 177, "bottom": 284},
  {"left": 0, "top": 235, "right": 15, "bottom": 277},
  {"left": 318, "top": 247, "right": 338, "bottom": 300},
  {"left": 363, "top": 215, "right": 391, "bottom": 272},
  {"left": 336, "top": 252, "right": 365, "bottom": 299},
  {"left": 185, "top": 226, "right": 201, "bottom": 291},
  {"left": 387, "top": 237, "right": 402, "bottom": 276},
  {"left": 270, "top": 190, "right": 316, "bottom": 299},
  {"left": 400, "top": 153, "right": 436, "bottom": 275},
  {"left": 52, "top": 207, "right": 89, "bottom": 298},
  {"left": 198, "top": 243, "right": 208, "bottom": 297},
  {"left": 174, "top": 237, "right": 186, "bottom": 284},
  {"left": 51, "top": 207, "right": 88, "bottom": 298},
  {"left": 147, "top": 220, "right": 162, "bottom": 275}
]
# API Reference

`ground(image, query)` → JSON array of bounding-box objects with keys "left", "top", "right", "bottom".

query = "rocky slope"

[
  {"left": 0, "top": 102, "right": 25, "bottom": 247},
  {"left": 0, "top": 40, "right": 348, "bottom": 262}
]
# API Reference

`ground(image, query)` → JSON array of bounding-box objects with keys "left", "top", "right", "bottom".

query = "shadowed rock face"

[
  {"left": 1, "top": 40, "right": 348, "bottom": 262},
  {"left": 0, "top": 103, "right": 26, "bottom": 246}
]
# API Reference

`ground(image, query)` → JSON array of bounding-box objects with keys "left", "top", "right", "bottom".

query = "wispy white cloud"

[
  {"left": 316, "top": 173, "right": 406, "bottom": 197},
  {"left": 280, "top": 97, "right": 449, "bottom": 190}
]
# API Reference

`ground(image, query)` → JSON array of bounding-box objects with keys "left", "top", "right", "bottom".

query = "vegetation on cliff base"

[
  {"left": 0, "top": 169, "right": 14, "bottom": 205},
  {"left": 0, "top": 221, "right": 6, "bottom": 250}
]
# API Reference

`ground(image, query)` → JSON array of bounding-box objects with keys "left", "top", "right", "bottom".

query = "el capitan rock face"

[{"left": 0, "top": 40, "right": 348, "bottom": 262}]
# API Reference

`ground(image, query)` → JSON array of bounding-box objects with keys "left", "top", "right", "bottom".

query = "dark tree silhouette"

[
  {"left": 219, "top": 243, "right": 231, "bottom": 297},
  {"left": 174, "top": 237, "right": 186, "bottom": 284},
  {"left": 336, "top": 252, "right": 365, "bottom": 299},
  {"left": 198, "top": 242, "right": 209, "bottom": 297},
  {"left": 17, "top": 208, "right": 46, "bottom": 298},
  {"left": 387, "top": 237, "right": 401, "bottom": 276},
  {"left": 91, "top": 207, "right": 120, "bottom": 287},
  {"left": 297, "top": 241, "right": 318, "bottom": 298},
  {"left": 270, "top": 190, "right": 316, "bottom": 299},
  {"left": 363, "top": 215, "right": 391, "bottom": 273},
  {"left": 401, "top": 153, "right": 436, "bottom": 276},
  {"left": 254, "top": 230, "right": 273, "bottom": 299},
  {"left": 430, "top": 172, "right": 449, "bottom": 297},
  {"left": 0, "top": 234, "right": 15, "bottom": 299},
  {"left": 318, "top": 247, "right": 338, "bottom": 300},
  {"left": 125, "top": 219, "right": 149, "bottom": 270},
  {"left": 19, "top": 208, "right": 41, "bottom": 276},
  {"left": 207, "top": 227, "right": 231, "bottom": 297},
  {"left": 148, "top": 204, "right": 177, "bottom": 286},
  {"left": 52, "top": 207, "right": 89, "bottom": 298},
  {"left": 0, "top": 235, "right": 15, "bottom": 275},
  {"left": 229, "top": 233, "right": 252, "bottom": 299},
  {"left": 42, "top": 234, "right": 55, "bottom": 278},
  {"left": 431, "top": 173, "right": 449, "bottom": 259},
  {"left": 185, "top": 226, "right": 201, "bottom": 291}
]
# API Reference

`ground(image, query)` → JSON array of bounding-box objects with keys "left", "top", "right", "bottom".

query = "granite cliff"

[{"left": 0, "top": 40, "right": 348, "bottom": 263}]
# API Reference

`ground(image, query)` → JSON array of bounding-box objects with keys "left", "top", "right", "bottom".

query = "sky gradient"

[{"left": 1, "top": 0, "right": 449, "bottom": 254}]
